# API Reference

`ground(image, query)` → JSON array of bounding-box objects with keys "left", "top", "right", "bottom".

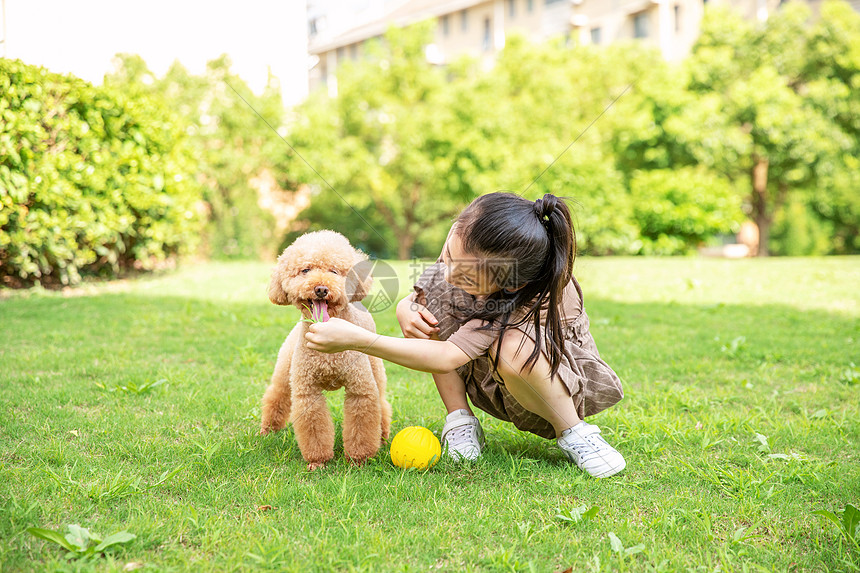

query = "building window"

[
  {"left": 441, "top": 14, "right": 450, "bottom": 36},
  {"left": 674, "top": 4, "right": 681, "bottom": 32},
  {"left": 337, "top": 46, "right": 345, "bottom": 61},
  {"left": 633, "top": 12, "right": 650, "bottom": 38},
  {"left": 461, "top": 9, "right": 468, "bottom": 32},
  {"left": 483, "top": 17, "right": 492, "bottom": 50},
  {"left": 508, "top": 0, "right": 516, "bottom": 18},
  {"left": 545, "top": 0, "right": 565, "bottom": 4},
  {"left": 528, "top": 0, "right": 534, "bottom": 12},
  {"left": 350, "top": 44, "right": 357, "bottom": 60},
  {"left": 590, "top": 27, "right": 601, "bottom": 44}
]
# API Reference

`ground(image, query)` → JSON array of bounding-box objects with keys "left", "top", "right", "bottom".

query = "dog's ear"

[
  {"left": 268, "top": 254, "right": 291, "bottom": 306},
  {"left": 346, "top": 249, "right": 373, "bottom": 302}
]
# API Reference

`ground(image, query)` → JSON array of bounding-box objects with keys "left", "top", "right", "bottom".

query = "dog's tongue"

[{"left": 312, "top": 299, "right": 330, "bottom": 322}]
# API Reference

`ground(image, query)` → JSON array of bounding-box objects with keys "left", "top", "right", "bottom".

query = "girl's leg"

[
  {"left": 433, "top": 370, "right": 484, "bottom": 461},
  {"left": 491, "top": 329, "right": 625, "bottom": 477},
  {"left": 490, "top": 330, "right": 582, "bottom": 438},
  {"left": 432, "top": 371, "right": 472, "bottom": 415}
]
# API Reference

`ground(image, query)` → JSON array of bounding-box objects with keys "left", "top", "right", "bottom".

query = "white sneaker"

[
  {"left": 557, "top": 422, "right": 626, "bottom": 478},
  {"left": 441, "top": 409, "right": 485, "bottom": 462}
]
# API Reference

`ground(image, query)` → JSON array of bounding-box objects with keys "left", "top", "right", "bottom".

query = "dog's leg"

[
  {"left": 342, "top": 365, "right": 382, "bottom": 465},
  {"left": 370, "top": 356, "right": 392, "bottom": 442},
  {"left": 260, "top": 325, "right": 301, "bottom": 435},
  {"left": 291, "top": 388, "right": 336, "bottom": 470}
]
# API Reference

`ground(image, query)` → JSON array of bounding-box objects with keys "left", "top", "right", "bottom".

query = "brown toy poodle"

[{"left": 260, "top": 230, "right": 392, "bottom": 470}]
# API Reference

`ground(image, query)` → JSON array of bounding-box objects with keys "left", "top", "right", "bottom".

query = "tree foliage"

[
  {"left": 281, "top": 22, "right": 479, "bottom": 259},
  {"left": 0, "top": 58, "right": 203, "bottom": 286},
  {"left": 4, "top": 0, "right": 858, "bottom": 281},
  {"left": 685, "top": 2, "right": 858, "bottom": 255},
  {"left": 803, "top": 1, "right": 860, "bottom": 253},
  {"left": 630, "top": 168, "right": 743, "bottom": 254},
  {"left": 284, "top": 27, "right": 747, "bottom": 257},
  {"left": 106, "top": 54, "right": 290, "bottom": 259}
]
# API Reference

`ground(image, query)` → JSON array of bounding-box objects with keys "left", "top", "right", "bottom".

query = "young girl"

[{"left": 305, "top": 192, "right": 626, "bottom": 478}]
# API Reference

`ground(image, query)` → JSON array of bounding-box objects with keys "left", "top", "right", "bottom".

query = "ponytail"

[
  {"left": 525, "top": 193, "right": 575, "bottom": 377},
  {"left": 455, "top": 192, "right": 576, "bottom": 379}
]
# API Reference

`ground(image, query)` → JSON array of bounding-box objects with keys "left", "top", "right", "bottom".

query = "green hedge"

[{"left": 0, "top": 59, "right": 203, "bottom": 286}]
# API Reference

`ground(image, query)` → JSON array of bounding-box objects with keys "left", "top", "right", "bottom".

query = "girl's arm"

[{"left": 304, "top": 318, "right": 470, "bottom": 374}]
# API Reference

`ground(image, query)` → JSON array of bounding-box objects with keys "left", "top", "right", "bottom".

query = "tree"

[
  {"left": 686, "top": 3, "right": 854, "bottom": 255},
  {"left": 282, "top": 22, "right": 477, "bottom": 259},
  {"left": 286, "top": 29, "right": 661, "bottom": 258},
  {"left": 629, "top": 167, "right": 743, "bottom": 254},
  {"left": 106, "top": 54, "right": 290, "bottom": 259},
  {"left": 283, "top": 19, "right": 778, "bottom": 259},
  {"left": 803, "top": 1, "right": 860, "bottom": 253}
]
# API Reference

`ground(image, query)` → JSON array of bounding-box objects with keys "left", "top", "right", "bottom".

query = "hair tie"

[{"left": 534, "top": 194, "right": 556, "bottom": 223}]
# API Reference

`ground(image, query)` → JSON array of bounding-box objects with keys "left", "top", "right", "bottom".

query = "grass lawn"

[{"left": 1, "top": 256, "right": 858, "bottom": 572}]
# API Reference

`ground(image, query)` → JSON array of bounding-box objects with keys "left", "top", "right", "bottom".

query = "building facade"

[{"left": 307, "top": 0, "right": 845, "bottom": 95}]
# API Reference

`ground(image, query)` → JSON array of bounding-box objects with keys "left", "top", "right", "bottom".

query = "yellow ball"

[{"left": 390, "top": 426, "right": 441, "bottom": 470}]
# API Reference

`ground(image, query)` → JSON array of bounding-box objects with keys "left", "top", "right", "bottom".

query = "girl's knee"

[{"left": 493, "top": 329, "right": 540, "bottom": 379}]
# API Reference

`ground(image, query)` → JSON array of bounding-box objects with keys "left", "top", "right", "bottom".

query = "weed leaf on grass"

[
  {"left": 66, "top": 524, "right": 95, "bottom": 552},
  {"left": 26, "top": 527, "right": 76, "bottom": 552},
  {"left": 27, "top": 524, "right": 135, "bottom": 559},
  {"left": 93, "top": 531, "right": 136, "bottom": 553},
  {"left": 840, "top": 363, "right": 859, "bottom": 385},
  {"left": 150, "top": 466, "right": 184, "bottom": 488},
  {"left": 720, "top": 336, "right": 747, "bottom": 357},
  {"left": 845, "top": 505, "right": 860, "bottom": 542},
  {"left": 813, "top": 504, "right": 860, "bottom": 549},
  {"left": 556, "top": 505, "right": 599, "bottom": 524},
  {"left": 608, "top": 532, "right": 646, "bottom": 557},
  {"left": 753, "top": 433, "right": 771, "bottom": 453},
  {"left": 730, "top": 526, "right": 764, "bottom": 546},
  {"left": 95, "top": 378, "right": 168, "bottom": 395},
  {"left": 608, "top": 532, "right": 624, "bottom": 553}
]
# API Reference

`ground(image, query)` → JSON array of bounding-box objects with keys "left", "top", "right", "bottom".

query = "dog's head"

[{"left": 268, "top": 230, "right": 373, "bottom": 320}]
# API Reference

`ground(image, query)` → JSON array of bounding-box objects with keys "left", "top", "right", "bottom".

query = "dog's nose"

[{"left": 314, "top": 286, "right": 329, "bottom": 299}]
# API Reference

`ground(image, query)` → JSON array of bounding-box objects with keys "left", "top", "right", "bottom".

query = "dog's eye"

[
  {"left": 330, "top": 269, "right": 339, "bottom": 275},
  {"left": 301, "top": 268, "right": 311, "bottom": 274}
]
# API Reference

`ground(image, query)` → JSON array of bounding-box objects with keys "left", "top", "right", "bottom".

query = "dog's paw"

[
  {"left": 306, "top": 461, "right": 326, "bottom": 471},
  {"left": 260, "top": 424, "right": 280, "bottom": 436},
  {"left": 346, "top": 455, "right": 369, "bottom": 466}
]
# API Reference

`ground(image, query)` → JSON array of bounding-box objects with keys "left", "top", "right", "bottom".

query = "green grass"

[{"left": 1, "top": 257, "right": 858, "bottom": 572}]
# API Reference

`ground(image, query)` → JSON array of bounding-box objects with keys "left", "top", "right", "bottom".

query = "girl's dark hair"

[{"left": 455, "top": 192, "right": 576, "bottom": 379}]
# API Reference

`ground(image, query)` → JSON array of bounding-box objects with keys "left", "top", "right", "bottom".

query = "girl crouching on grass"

[{"left": 305, "top": 192, "right": 626, "bottom": 478}]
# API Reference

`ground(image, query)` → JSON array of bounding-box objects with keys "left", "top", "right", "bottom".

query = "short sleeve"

[{"left": 447, "top": 319, "right": 498, "bottom": 360}]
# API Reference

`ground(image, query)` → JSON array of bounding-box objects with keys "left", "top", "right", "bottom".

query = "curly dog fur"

[{"left": 260, "top": 230, "right": 392, "bottom": 470}]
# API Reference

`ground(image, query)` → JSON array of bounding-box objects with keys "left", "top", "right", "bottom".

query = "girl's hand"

[
  {"left": 396, "top": 294, "right": 440, "bottom": 339},
  {"left": 304, "top": 318, "right": 373, "bottom": 353}
]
